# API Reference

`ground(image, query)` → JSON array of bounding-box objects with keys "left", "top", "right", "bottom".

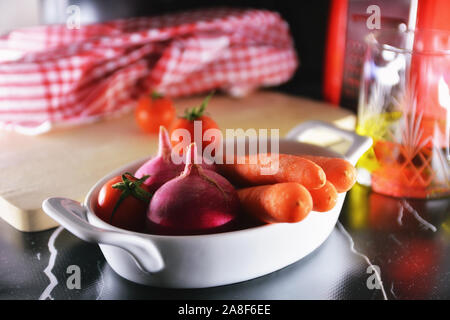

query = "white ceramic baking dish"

[{"left": 42, "top": 121, "right": 371, "bottom": 288}]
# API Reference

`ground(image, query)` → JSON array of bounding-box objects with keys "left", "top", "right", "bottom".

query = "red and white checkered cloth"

[{"left": 0, "top": 8, "right": 298, "bottom": 135}]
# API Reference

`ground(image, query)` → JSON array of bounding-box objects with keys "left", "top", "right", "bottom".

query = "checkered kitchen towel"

[{"left": 0, "top": 8, "right": 298, "bottom": 135}]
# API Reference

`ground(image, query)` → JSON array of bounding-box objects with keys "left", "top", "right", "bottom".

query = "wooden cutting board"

[{"left": 0, "top": 91, "right": 355, "bottom": 232}]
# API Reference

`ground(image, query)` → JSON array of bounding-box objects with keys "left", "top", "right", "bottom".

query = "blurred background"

[
  {"left": 2, "top": 0, "right": 434, "bottom": 112},
  {"left": 0, "top": 0, "right": 330, "bottom": 104}
]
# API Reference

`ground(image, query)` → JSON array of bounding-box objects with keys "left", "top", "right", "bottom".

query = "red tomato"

[
  {"left": 170, "top": 92, "right": 220, "bottom": 153},
  {"left": 135, "top": 93, "right": 175, "bottom": 133},
  {"left": 96, "top": 173, "right": 151, "bottom": 232}
]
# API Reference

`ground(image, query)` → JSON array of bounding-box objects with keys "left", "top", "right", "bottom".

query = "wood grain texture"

[{"left": 0, "top": 91, "right": 355, "bottom": 232}]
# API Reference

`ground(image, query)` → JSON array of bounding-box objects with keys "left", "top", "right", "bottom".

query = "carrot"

[
  {"left": 220, "top": 154, "right": 326, "bottom": 190},
  {"left": 237, "top": 182, "right": 313, "bottom": 223},
  {"left": 309, "top": 181, "right": 338, "bottom": 212},
  {"left": 300, "top": 155, "right": 356, "bottom": 193}
]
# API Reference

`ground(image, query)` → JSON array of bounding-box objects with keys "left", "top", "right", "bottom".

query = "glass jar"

[{"left": 356, "top": 28, "right": 450, "bottom": 199}]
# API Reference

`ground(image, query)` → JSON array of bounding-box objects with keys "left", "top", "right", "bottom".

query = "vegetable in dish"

[
  {"left": 135, "top": 126, "right": 184, "bottom": 193},
  {"left": 96, "top": 173, "right": 152, "bottom": 232},
  {"left": 147, "top": 143, "right": 239, "bottom": 235},
  {"left": 95, "top": 93, "right": 357, "bottom": 235},
  {"left": 237, "top": 182, "right": 313, "bottom": 223},
  {"left": 219, "top": 153, "right": 326, "bottom": 189}
]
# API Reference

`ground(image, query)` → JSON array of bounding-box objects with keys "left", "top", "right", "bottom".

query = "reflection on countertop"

[{"left": 342, "top": 183, "right": 450, "bottom": 300}]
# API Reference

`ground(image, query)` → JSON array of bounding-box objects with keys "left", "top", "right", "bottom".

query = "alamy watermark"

[
  {"left": 366, "top": 265, "right": 382, "bottom": 290},
  {"left": 170, "top": 121, "right": 280, "bottom": 175},
  {"left": 66, "top": 5, "right": 81, "bottom": 30},
  {"left": 66, "top": 265, "right": 81, "bottom": 290},
  {"left": 366, "top": 5, "right": 381, "bottom": 30}
]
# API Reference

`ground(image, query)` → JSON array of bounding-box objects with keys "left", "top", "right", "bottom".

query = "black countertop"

[{"left": 1, "top": 183, "right": 449, "bottom": 300}]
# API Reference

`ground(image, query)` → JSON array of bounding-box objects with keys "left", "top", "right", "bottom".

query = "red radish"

[
  {"left": 135, "top": 126, "right": 183, "bottom": 193},
  {"left": 135, "top": 126, "right": 215, "bottom": 192},
  {"left": 147, "top": 143, "right": 239, "bottom": 235}
]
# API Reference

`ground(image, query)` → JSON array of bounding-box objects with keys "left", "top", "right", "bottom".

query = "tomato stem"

[
  {"left": 151, "top": 91, "right": 164, "bottom": 100},
  {"left": 182, "top": 91, "right": 215, "bottom": 121},
  {"left": 109, "top": 173, "right": 152, "bottom": 223}
]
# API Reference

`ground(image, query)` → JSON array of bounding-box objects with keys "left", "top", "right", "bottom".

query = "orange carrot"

[
  {"left": 300, "top": 155, "right": 356, "bottom": 192},
  {"left": 220, "top": 154, "right": 326, "bottom": 190},
  {"left": 237, "top": 182, "right": 313, "bottom": 223},
  {"left": 309, "top": 181, "right": 338, "bottom": 212}
]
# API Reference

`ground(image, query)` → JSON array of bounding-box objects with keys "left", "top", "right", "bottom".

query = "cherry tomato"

[
  {"left": 170, "top": 92, "right": 220, "bottom": 153},
  {"left": 95, "top": 173, "right": 151, "bottom": 232},
  {"left": 135, "top": 92, "right": 175, "bottom": 133}
]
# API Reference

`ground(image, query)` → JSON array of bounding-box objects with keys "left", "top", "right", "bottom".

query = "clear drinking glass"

[{"left": 356, "top": 28, "right": 450, "bottom": 199}]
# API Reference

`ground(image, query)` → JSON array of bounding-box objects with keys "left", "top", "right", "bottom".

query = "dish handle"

[
  {"left": 42, "top": 197, "right": 164, "bottom": 273},
  {"left": 285, "top": 120, "right": 372, "bottom": 165}
]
